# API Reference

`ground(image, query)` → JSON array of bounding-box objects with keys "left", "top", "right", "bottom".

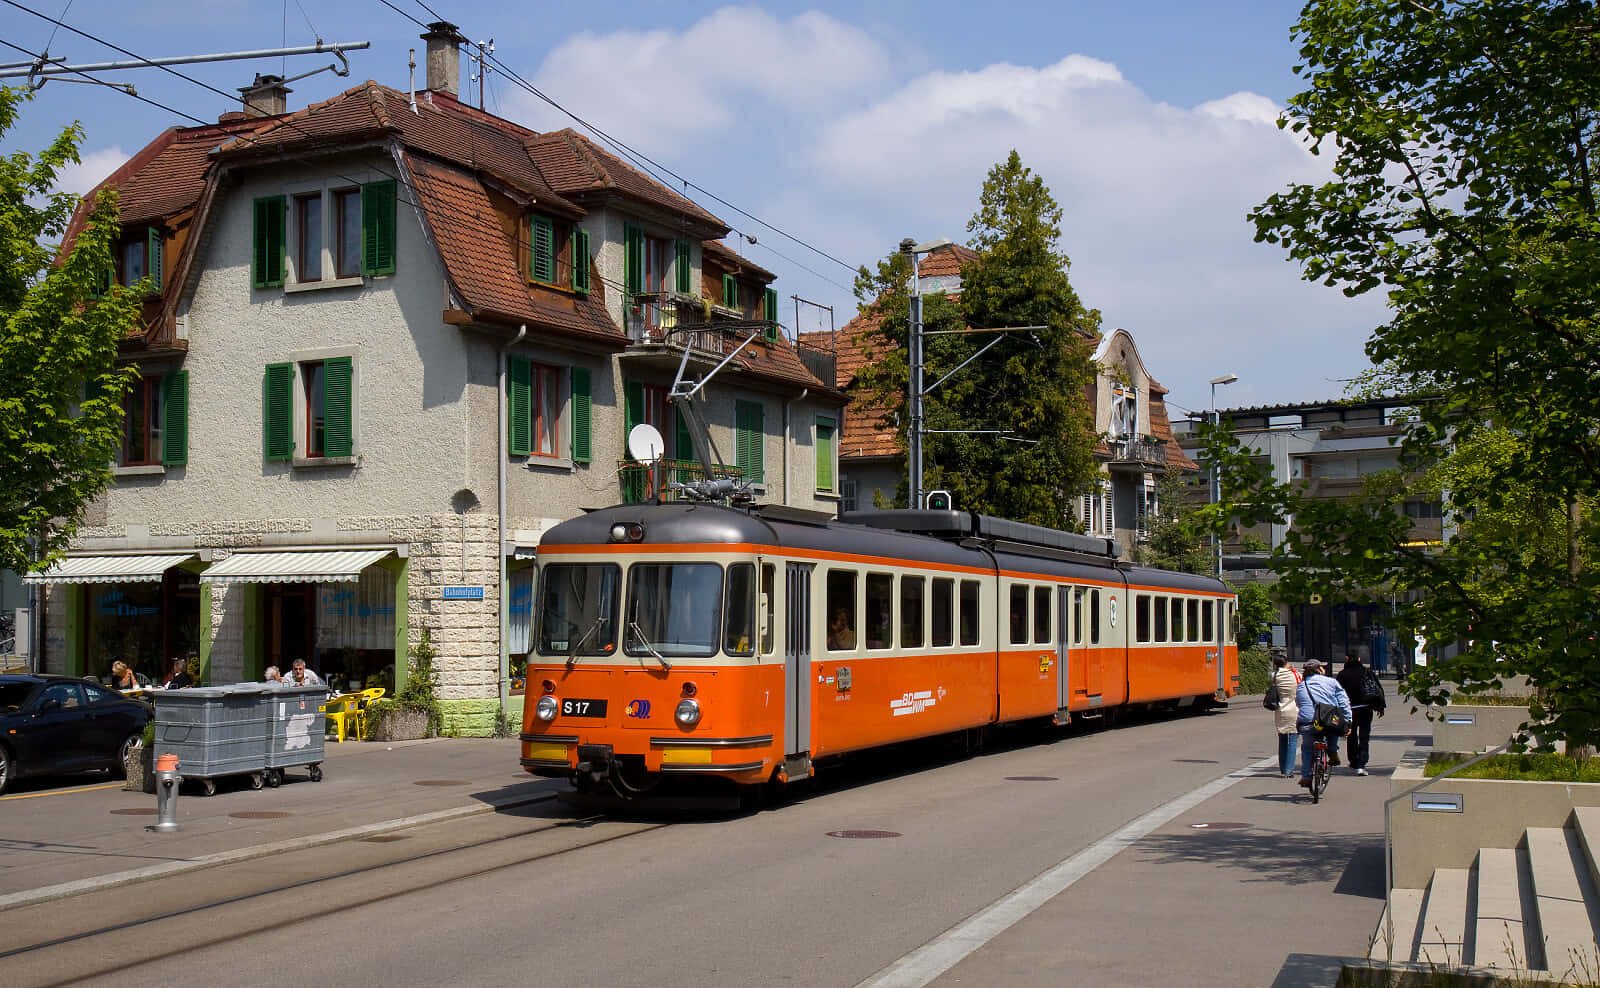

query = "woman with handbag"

[{"left": 1266, "top": 655, "right": 1303, "bottom": 778}]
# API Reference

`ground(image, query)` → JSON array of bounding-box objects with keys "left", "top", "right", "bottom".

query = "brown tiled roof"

[
  {"left": 916, "top": 243, "right": 977, "bottom": 278},
  {"left": 735, "top": 333, "right": 838, "bottom": 396},
  {"left": 802, "top": 312, "right": 901, "bottom": 460},
  {"left": 1148, "top": 398, "right": 1197, "bottom": 471},
  {"left": 406, "top": 153, "right": 624, "bottom": 345},
  {"left": 112, "top": 118, "right": 269, "bottom": 227},
  {"left": 702, "top": 239, "right": 775, "bottom": 282},
  {"left": 525, "top": 128, "right": 726, "bottom": 233}
]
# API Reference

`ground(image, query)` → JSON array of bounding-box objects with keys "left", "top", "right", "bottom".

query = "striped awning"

[
  {"left": 199, "top": 548, "right": 394, "bottom": 585},
  {"left": 23, "top": 553, "right": 197, "bottom": 585}
]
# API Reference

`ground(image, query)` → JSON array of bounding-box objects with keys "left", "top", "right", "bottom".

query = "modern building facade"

[{"left": 28, "top": 23, "right": 845, "bottom": 732}]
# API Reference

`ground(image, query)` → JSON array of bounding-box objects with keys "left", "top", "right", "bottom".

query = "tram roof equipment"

[{"left": 841, "top": 510, "right": 1122, "bottom": 565}]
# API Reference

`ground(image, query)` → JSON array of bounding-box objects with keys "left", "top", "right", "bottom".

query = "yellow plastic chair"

[
  {"left": 354, "top": 688, "right": 387, "bottom": 741},
  {"left": 320, "top": 693, "right": 362, "bottom": 743}
]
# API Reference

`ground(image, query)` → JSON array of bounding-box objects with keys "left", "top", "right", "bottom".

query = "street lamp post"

[
  {"left": 901, "top": 236, "right": 952, "bottom": 510},
  {"left": 1209, "top": 373, "right": 1238, "bottom": 577}
]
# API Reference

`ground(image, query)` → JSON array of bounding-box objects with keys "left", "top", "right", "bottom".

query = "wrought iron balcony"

[
  {"left": 617, "top": 459, "right": 745, "bottom": 504},
  {"left": 1107, "top": 435, "right": 1167, "bottom": 473},
  {"left": 625, "top": 293, "right": 779, "bottom": 360}
]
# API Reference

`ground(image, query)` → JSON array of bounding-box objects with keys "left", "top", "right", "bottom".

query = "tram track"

[{"left": 5, "top": 809, "right": 671, "bottom": 987}]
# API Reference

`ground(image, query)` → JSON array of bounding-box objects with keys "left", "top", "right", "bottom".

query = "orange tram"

[{"left": 519, "top": 503, "right": 1239, "bottom": 798}]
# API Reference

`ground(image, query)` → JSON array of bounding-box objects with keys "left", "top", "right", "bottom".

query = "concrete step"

[
  {"left": 1371, "top": 887, "right": 1424, "bottom": 962},
  {"left": 1573, "top": 806, "right": 1600, "bottom": 895},
  {"left": 1417, "top": 867, "right": 1470, "bottom": 968},
  {"left": 1526, "top": 826, "right": 1600, "bottom": 980},
  {"left": 1473, "top": 846, "right": 1537, "bottom": 971}
]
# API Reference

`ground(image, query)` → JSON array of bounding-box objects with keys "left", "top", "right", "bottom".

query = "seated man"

[
  {"left": 284, "top": 658, "right": 324, "bottom": 688},
  {"left": 1295, "top": 658, "right": 1352, "bottom": 788}
]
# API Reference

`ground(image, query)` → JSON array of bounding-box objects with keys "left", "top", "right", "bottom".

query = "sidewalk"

[{"left": 0, "top": 736, "right": 564, "bottom": 909}]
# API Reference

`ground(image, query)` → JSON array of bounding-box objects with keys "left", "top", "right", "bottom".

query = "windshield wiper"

[
  {"left": 627, "top": 621, "right": 671, "bottom": 672},
  {"left": 565, "top": 616, "right": 605, "bottom": 671}
]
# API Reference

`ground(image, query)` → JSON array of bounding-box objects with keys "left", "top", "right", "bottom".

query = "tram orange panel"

[
  {"left": 809, "top": 650, "right": 997, "bottom": 758},
  {"left": 1126, "top": 644, "right": 1217, "bottom": 703},
  {"left": 996, "top": 647, "right": 1059, "bottom": 721}
]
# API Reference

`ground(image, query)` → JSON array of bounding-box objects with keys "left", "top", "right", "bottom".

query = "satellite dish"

[{"left": 627, "top": 423, "right": 665, "bottom": 462}]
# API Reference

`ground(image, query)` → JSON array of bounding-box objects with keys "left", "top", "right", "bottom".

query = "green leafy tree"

[
  {"left": 0, "top": 87, "right": 139, "bottom": 574},
  {"left": 1232, "top": 581, "right": 1276, "bottom": 651},
  {"left": 852, "top": 151, "right": 1100, "bottom": 526},
  {"left": 1222, "top": 0, "right": 1600, "bottom": 750},
  {"left": 1137, "top": 468, "right": 1209, "bottom": 573}
]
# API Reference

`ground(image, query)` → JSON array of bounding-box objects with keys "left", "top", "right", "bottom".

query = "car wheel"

[
  {"left": 0, "top": 746, "right": 12, "bottom": 795},
  {"left": 114, "top": 734, "right": 140, "bottom": 778}
]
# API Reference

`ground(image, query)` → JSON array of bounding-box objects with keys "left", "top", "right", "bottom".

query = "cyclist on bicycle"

[{"left": 1295, "top": 658, "right": 1351, "bottom": 790}]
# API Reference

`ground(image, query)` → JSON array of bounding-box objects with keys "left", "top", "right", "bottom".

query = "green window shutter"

[
  {"left": 570, "top": 366, "right": 592, "bottom": 464},
  {"left": 147, "top": 228, "right": 164, "bottom": 293},
  {"left": 361, "top": 180, "right": 397, "bottom": 277},
  {"left": 252, "top": 196, "right": 286, "bottom": 289},
  {"left": 570, "top": 227, "right": 591, "bottom": 294},
  {"left": 816, "top": 417, "right": 835, "bottom": 492},
  {"left": 507, "top": 355, "right": 532, "bottom": 457},
  {"left": 674, "top": 405, "right": 693, "bottom": 462},
  {"left": 624, "top": 224, "right": 643, "bottom": 295},
  {"left": 736, "top": 400, "right": 764, "bottom": 483},
  {"left": 530, "top": 214, "right": 555, "bottom": 283},
  {"left": 722, "top": 274, "right": 738, "bottom": 310},
  {"left": 161, "top": 370, "right": 188, "bottom": 467},
  {"left": 263, "top": 362, "right": 294, "bottom": 460},
  {"left": 675, "top": 240, "right": 691, "bottom": 293},
  {"left": 624, "top": 379, "right": 644, "bottom": 438},
  {"left": 323, "top": 356, "right": 353, "bottom": 457},
  {"left": 764, "top": 288, "right": 779, "bottom": 341}
]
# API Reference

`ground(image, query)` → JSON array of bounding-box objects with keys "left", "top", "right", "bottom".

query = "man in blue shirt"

[{"left": 1296, "top": 658, "right": 1352, "bottom": 788}]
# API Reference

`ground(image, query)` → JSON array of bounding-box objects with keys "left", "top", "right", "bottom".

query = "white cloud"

[{"left": 57, "top": 146, "right": 130, "bottom": 196}]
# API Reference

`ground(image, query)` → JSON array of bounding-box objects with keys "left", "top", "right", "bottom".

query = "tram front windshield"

[
  {"left": 626, "top": 563, "right": 724, "bottom": 658},
  {"left": 537, "top": 563, "right": 619, "bottom": 656}
]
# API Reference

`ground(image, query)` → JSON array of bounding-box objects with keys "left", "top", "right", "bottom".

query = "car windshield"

[
  {"left": 0, "top": 682, "right": 31, "bottom": 711},
  {"left": 536, "top": 564, "right": 620, "bottom": 656},
  {"left": 625, "top": 563, "right": 724, "bottom": 658}
]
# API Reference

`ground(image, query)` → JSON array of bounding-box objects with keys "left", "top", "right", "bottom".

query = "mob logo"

[{"left": 625, "top": 699, "right": 652, "bottom": 719}]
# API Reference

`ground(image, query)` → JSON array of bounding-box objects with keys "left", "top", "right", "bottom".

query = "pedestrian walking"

[
  {"left": 1336, "top": 654, "right": 1385, "bottom": 775},
  {"left": 1267, "top": 655, "right": 1303, "bottom": 777}
]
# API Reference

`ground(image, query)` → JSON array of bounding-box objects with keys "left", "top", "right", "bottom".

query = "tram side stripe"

[{"left": 853, "top": 755, "right": 1280, "bottom": 988}]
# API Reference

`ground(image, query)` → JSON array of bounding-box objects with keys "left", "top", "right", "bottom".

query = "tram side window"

[
  {"left": 865, "top": 573, "right": 894, "bottom": 650},
  {"left": 1229, "top": 601, "right": 1238, "bottom": 641},
  {"left": 1136, "top": 595, "right": 1150, "bottom": 643},
  {"left": 901, "top": 576, "right": 925, "bottom": 649},
  {"left": 1187, "top": 599, "right": 1200, "bottom": 642},
  {"left": 1009, "top": 584, "right": 1029, "bottom": 645},
  {"left": 1202, "top": 599, "right": 1214, "bottom": 642},
  {"left": 1033, "top": 586, "right": 1051, "bottom": 644},
  {"left": 1073, "top": 587, "right": 1084, "bottom": 645},
  {"left": 724, "top": 563, "right": 756, "bottom": 656},
  {"left": 959, "top": 580, "right": 980, "bottom": 646},
  {"left": 826, "top": 569, "right": 857, "bottom": 651},
  {"left": 1171, "top": 597, "right": 1184, "bottom": 642},
  {"left": 931, "top": 578, "right": 954, "bottom": 647},
  {"left": 1090, "top": 588, "right": 1101, "bottom": 645},
  {"left": 1154, "top": 595, "right": 1168, "bottom": 642},
  {"left": 761, "top": 564, "right": 775, "bottom": 654}
]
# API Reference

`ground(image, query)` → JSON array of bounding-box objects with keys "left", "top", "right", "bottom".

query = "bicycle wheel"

[{"left": 1312, "top": 752, "right": 1328, "bottom": 803}]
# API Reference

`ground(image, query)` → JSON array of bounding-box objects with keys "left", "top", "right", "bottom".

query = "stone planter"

[
  {"left": 1432, "top": 703, "right": 1542, "bottom": 754},
  {"left": 122, "top": 742, "right": 155, "bottom": 794},
  {"left": 366, "top": 705, "right": 429, "bottom": 742}
]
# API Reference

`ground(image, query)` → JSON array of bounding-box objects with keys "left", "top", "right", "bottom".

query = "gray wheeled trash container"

[
  {"left": 264, "top": 685, "right": 327, "bottom": 787},
  {"left": 153, "top": 686, "right": 272, "bottom": 796}
]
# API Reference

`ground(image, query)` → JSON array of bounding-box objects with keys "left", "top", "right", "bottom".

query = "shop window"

[
  {"left": 959, "top": 580, "right": 980, "bottom": 646},
  {"left": 865, "top": 573, "right": 893, "bottom": 650},
  {"left": 900, "top": 576, "right": 924, "bottom": 649},
  {"left": 1009, "top": 584, "right": 1029, "bottom": 645},
  {"left": 826, "top": 569, "right": 856, "bottom": 651},
  {"left": 931, "top": 577, "right": 953, "bottom": 647},
  {"left": 1034, "top": 586, "right": 1051, "bottom": 644},
  {"left": 313, "top": 569, "right": 398, "bottom": 691}
]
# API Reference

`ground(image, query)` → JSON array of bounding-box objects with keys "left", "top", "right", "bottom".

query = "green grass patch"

[{"left": 1425, "top": 751, "right": 1600, "bottom": 782}]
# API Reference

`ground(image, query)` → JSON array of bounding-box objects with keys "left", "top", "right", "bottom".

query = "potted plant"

[
  {"left": 366, "top": 629, "right": 441, "bottom": 742},
  {"left": 122, "top": 720, "right": 155, "bottom": 793}
]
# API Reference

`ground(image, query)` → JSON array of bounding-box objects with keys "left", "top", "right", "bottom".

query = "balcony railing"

[
  {"left": 617, "top": 459, "right": 744, "bottom": 504},
  {"left": 1108, "top": 436, "right": 1167, "bottom": 472},
  {"left": 627, "top": 293, "right": 778, "bottom": 356}
]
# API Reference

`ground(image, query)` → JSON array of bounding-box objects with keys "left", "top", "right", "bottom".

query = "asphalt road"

[{"left": 1, "top": 701, "right": 1417, "bottom": 987}]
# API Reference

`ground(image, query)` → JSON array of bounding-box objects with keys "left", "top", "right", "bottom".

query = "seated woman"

[{"left": 109, "top": 661, "right": 137, "bottom": 691}]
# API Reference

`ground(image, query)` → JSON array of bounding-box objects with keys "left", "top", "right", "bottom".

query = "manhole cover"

[
  {"left": 230, "top": 811, "right": 294, "bottom": 820},
  {"left": 827, "top": 830, "right": 902, "bottom": 839},
  {"left": 1005, "top": 776, "right": 1059, "bottom": 782},
  {"left": 412, "top": 780, "right": 468, "bottom": 787},
  {"left": 1189, "top": 822, "right": 1250, "bottom": 830},
  {"left": 360, "top": 835, "right": 410, "bottom": 843},
  {"left": 110, "top": 808, "right": 157, "bottom": 816}
]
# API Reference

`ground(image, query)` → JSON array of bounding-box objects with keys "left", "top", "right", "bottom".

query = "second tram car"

[{"left": 519, "top": 502, "right": 1238, "bottom": 797}]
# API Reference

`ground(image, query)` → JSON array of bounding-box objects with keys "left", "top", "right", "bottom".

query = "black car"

[{"left": 0, "top": 674, "right": 153, "bottom": 794}]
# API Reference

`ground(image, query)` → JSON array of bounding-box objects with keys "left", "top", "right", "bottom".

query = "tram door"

[
  {"left": 1214, "top": 599, "right": 1229, "bottom": 694},
  {"left": 1056, "top": 585, "right": 1074, "bottom": 710},
  {"left": 784, "top": 563, "right": 815, "bottom": 760}
]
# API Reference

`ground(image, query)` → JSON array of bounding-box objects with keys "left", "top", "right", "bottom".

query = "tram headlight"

[
  {"left": 534, "top": 695, "right": 560, "bottom": 723},
  {"left": 674, "top": 697, "right": 702, "bottom": 728},
  {"left": 608, "top": 522, "right": 645, "bottom": 543}
]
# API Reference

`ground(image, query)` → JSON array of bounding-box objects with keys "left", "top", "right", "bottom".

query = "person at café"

[
  {"left": 263, "top": 665, "right": 284, "bottom": 686},
  {"left": 285, "top": 658, "right": 324, "bottom": 688},
  {"left": 162, "top": 657, "right": 193, "bottom": 690},
  {"left": 109, "top": 661, "right": 137, "bottom": 691}
]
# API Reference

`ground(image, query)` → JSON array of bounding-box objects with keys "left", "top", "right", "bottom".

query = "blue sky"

[{"left": 1, "top": 0, "right": 1384, "bottom": 417}]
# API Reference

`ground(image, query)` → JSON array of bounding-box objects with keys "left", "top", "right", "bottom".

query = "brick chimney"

[
  {"left": 421, "top": 21, "right": 466, "bottom": 98},
  {"left": 239, "top": 74, "right": 291, "bottom": 117}
]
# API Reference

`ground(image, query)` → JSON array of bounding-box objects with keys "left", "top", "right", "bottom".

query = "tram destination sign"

[{"left": 441, "top": 586, "right": 485, "bottom": 601}]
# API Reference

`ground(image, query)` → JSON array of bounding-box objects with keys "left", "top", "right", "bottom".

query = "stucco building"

[{"left": 28, "top": 23, "right": 845, "bottom": 732}]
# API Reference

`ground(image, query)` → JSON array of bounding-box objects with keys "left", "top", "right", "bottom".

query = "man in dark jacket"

[{"left": 1336, "top": 654, "right": 1385, "bottom": 775}]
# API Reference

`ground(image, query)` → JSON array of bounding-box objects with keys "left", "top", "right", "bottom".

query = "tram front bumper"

[{"left": 575, "top": 743, "right": 615, "bottom": 785}]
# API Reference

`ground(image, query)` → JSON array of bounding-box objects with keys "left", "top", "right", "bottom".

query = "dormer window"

[
  {"left": 529, "top": 214, "right": 590, "bottom": 294},
  {"left": 117, "top": 228, "right": 163, "bottom": 294}
]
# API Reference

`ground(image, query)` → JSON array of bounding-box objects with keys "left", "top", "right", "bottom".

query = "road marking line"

[
  {"left": 854, "top": 755, "right": 1280, "bottom": 988},
  {"left": 0, "top": 782, "right": 125, "bottom": 801},
  {"left": 0, "top": 788, "right": 559, "bottom": 913}
]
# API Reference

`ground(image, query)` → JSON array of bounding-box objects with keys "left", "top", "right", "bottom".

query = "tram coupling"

[{"left": 575, "top": 743, "right": 614, "bottom": 791}]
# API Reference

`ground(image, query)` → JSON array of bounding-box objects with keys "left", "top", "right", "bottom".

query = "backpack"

[{"left": 1361, "top": 667, "right": 1384, "bottom": 704}]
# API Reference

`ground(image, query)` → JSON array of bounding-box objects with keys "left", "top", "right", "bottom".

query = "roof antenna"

[{"left": 408, "top": 48, "right": 418, "bottom": 114}]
